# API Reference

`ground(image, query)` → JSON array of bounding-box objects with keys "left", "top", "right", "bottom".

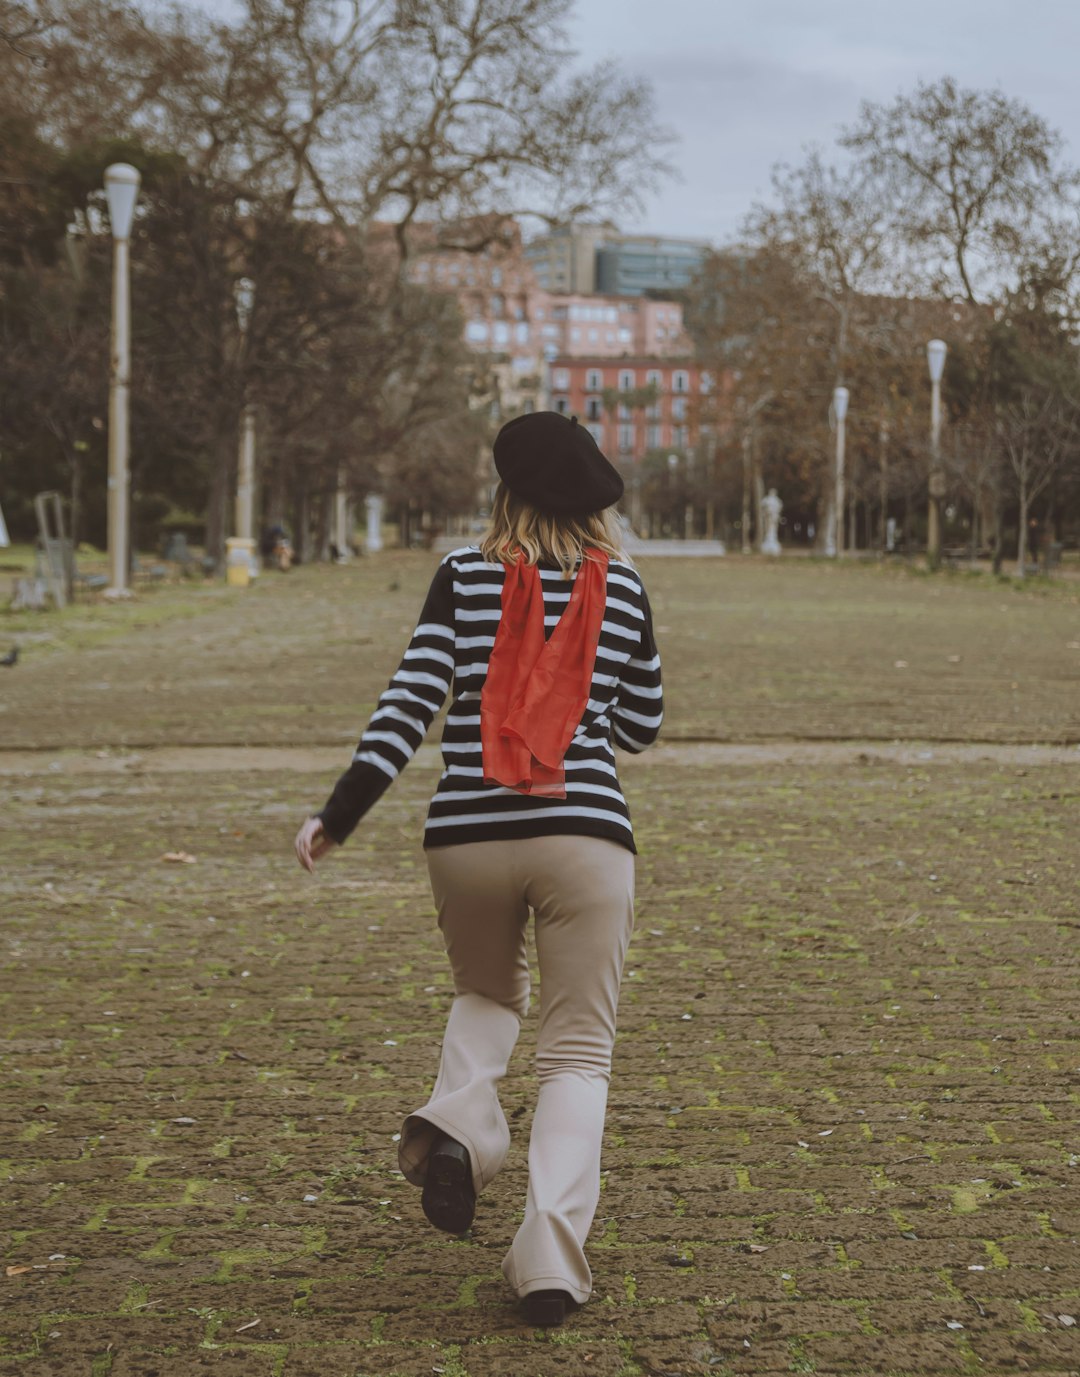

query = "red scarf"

[{"left": 481, "top": 550, "right": 609, "bottom": 798}]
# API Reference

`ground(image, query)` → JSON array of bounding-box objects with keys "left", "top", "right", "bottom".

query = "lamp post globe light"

[
  {"left": 926, "top": 339, "right": 948, "bottom": 570},
  {"left": 104, "top": 163, "right": 140, "bottom": 597},
  {"left": 829, "top": 385, "right": 850, "bottom": 558}
]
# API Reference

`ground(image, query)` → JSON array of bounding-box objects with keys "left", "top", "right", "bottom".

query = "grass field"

[{"left": 1, "top": 554, "right": 1078, "bottom": 1376}]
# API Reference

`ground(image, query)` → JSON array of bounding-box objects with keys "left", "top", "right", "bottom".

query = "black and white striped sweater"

[{"left": 318, "top": 545, "right": 664, "bottom": 853}]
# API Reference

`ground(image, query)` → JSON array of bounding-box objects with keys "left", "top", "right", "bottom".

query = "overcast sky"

[
  {"left": 565, "top": 0, "right": 1080, "bottom": 244},
  {"left": 197, "top": 0, "right": 1080, "bottom": 246}
]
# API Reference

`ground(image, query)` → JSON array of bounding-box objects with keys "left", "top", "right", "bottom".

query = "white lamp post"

[
  {"left": 234, "top": 278, "right": 256, "bottom": 548},
  {"left": 829, "top": 386, "right": 850, "bottom": 557},
  {"left": 104, "top": 163, "right": 140, "bottom": 597},
  {"left": 926, "top": 339, "right": 947, "bottom": 569}
]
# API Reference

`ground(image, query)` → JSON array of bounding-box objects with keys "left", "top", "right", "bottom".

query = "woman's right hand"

[{"left": 294, "top": 816, "right": 338, "bottom": 874}]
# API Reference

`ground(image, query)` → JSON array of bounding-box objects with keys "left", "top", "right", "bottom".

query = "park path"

[{"left": 2, "top": 558, "right": 1079, "bottom": 1376}]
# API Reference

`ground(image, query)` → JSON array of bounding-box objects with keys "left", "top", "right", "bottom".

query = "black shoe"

[
  {"left": 421, "top": 1133, "right": 475, "bottom": 1235},
  {"left": 522, "top": 1289, "right": 575, "bottom": 1327}
]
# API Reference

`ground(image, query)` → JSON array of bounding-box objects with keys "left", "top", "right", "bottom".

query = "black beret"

[{"left": 493, "top": 411, "right": 624, "bottom": 516}]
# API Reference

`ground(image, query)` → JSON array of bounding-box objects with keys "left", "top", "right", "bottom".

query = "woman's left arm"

[
  {"left": 309, "top": 560, "right": 457, "bottom": 849},
  {"left": 611, "top": 583, "right": 664, "bottom": 754}
]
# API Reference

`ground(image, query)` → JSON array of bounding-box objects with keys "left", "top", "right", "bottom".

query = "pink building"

[{"left": 399, "top": 218, "right": 692, "bottom": 371}]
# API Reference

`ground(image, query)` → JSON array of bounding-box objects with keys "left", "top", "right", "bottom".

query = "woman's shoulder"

[
  {"left": 441, "top": 544, "right": 494, "bottom": 568},
  {"left": 607, "top": 557, "right": 647, "bottom": 596}
]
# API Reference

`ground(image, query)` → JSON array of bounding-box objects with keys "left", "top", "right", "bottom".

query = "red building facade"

[{"left": 549, "top": 356, "right": 710, "bottom": 463}]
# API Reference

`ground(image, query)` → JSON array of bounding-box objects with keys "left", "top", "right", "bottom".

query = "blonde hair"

[{"left": 480, "top": 482, "right": 628, "bottom": 577}]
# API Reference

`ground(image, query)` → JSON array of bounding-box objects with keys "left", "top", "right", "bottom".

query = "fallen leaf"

[
  {"left": 894, "top": 659, "right": 908, "bottom": 669},
  {"left": 161, "top": 851, "right": 196, "bottom": 864},
  {"left": 818, "top": 1129, "right": 834, "bottom": 1137},
  {"left": 946, "top": 1320, "right": 964, "bottom": 1330},
  {"left": 5, "top": 1265, "right": 33, "bottom": 1276},
  {"left": 1059, "top": 1315, "right": 1076, "bottom": 1327},
  {"left": 235, "top": 1318, "right": 260, "bottom": 1333}
]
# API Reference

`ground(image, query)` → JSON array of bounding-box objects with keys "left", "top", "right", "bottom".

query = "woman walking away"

[{"left": 295, "top": 411, "right": 663, "bottom": 1327}]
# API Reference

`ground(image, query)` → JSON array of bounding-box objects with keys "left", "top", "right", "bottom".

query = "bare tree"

[
  {"left": 0, "top": 0, "right": 50, "bottom": 55},
  {"left": 745, "top": 150, "right": 893, "bottom": 379},
  {"left": 998, "top": 390, "right": 1078, "bottom": 576},
  {"left": 842, "top": 77, "right": 1079, "bottom": 305},
  {"left": 21, "top": 0, "right": 672, "bottom": 258}
]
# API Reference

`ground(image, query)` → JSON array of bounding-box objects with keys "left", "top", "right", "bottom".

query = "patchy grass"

[{"left": 1, "top": 553, "right": 1079, "bottom": 1374}]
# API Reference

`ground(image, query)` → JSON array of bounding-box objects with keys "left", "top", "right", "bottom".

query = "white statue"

[
  {"left": 365, "top": 493, "right": 384, "bottom": 554},
  {"left": 761, "top": 487, "right": 783, "bottom": 555}
]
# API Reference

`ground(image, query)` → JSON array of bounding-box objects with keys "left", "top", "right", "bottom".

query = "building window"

[
  {"left": 586, "top": 369, "right": 603, "bottom": 391},
  {"left": 515, "top": 323, "right": 529, "bottom": 343},
  {"left": 672, "top": 397, "right": 687, "bottom": 421},
  {"left": 465, "top": 321, "right": 489, "bottom": 342},
  {"left": 491, "top": 294, "right": 504, "bottom": 318},
  {"left": 617, "top": 403, "right": 631, "bottom": 421},
  {"left": 618, "top": 328, "right": 632, "bottom": 344},
  {"left": 618, "top": 424, "right": 634, "bottom": 453},
  {"left": 490, "top": 267, "right": 503, "bottom": 287},
  {"left": 585, "top": 397, "right": 603, "bottom": 421},
  {"left": 587, "top": 423, "right": 604, "bottom": 447},
  {"left": 619, "top": 370, "right": 635, "bottom": 391},
  {"left": 674, "top": 425, "right": 689, "bottom": 445},
  {"left": 552, "top": 368, "right": 570, "bottom": 390},
  {"left": 673, "top": 371, "right": 689, "bottom": 393},
  {"left": 493, "top": 322, "right": 510, "bottom": 345},
  {"left": 588, "top": 329, "right": 599, "bottom": 343},
  {"left": 647, "top": 424, "right": 662, "bottom": 449},
  {"left": 700, "top": 371, "right": 714, "bottom": 393},
  {"left": 646, "top": 369, "right": 662, "bottom": 387},
  {"left": 554, "top": 396, "right": 569, "bottom": 415}
]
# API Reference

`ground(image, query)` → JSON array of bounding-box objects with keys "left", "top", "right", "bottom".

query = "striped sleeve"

[
  {"left": 317, "top": 562, "right": 455, "bottom": 843},
  {"left": 611, "top": 584, "right": 663, "bottom": 754}
]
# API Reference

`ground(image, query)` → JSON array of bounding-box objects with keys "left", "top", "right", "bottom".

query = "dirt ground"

[{"left": 1, "top": 555, "right": 1078, "bottom": 1377}]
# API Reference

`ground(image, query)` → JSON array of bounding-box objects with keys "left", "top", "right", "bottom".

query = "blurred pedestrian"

[{"left": 295, "top": 412, "right": 663, "bottom": 1326}]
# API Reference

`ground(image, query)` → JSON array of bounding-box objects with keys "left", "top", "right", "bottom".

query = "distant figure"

[
  {"left": 761, "top": 488, "right": 783, "bottom": 555},
  {"left": 261, "top": 525, "right": 293, "bottom": 571}
]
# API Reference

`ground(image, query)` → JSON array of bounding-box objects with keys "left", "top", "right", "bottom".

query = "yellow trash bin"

[{"left": 226, "top": 537, "right": 255, "bottom": 587}]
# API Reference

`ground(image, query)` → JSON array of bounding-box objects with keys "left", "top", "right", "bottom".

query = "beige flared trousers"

[{"left": 397, "top": 834, "right": 635, "bottom": 1304}]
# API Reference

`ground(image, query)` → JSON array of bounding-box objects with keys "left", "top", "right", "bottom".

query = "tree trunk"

[
  {"left": 204, "top": 433, "right": 232, "bottom": 571},
  {"left": 1015, "top": 478, "right": 1029, "bottom": 579},
  {"left": 68, "top": 445, "right": 82, "bottom": 553},
  {"left": 992, "top": 500, "right": 1004, "bottom": 575},
  {"left": 266, "top": 454, "right": 288, "bottom": 531},
  {"left": 741, "top": 429, "right": 752, "bottom": 554},
  {"left": 297, "top": 484, "right": 313, "bottom": 565},
  {"left": 878, "top": 419, "right": 889, "bottom": 554},
  {"left": 969, "top": 486, "right": 981, "bottom": 565},
  {"left": 317, "top": 490, "right": 334, "bottom": 562},
  {"left": 752, "top": 465, "right": 764, "bottom": 553}
]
